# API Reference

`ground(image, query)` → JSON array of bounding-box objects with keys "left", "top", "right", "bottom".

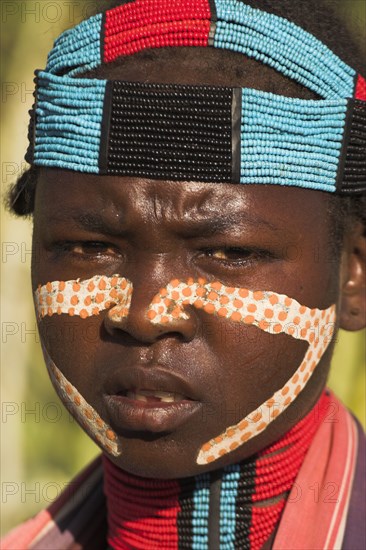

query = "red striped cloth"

[{"left": 274, "top": 391, "right": 359, "bottom": 549}]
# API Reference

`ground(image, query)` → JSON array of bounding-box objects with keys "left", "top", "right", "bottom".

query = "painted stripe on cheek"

[
  {"left": 147, "top": 279, "right": 336, "bottom": 465},
  {"left": 42, "top": 346, "right": 121, "bottom": 457}
]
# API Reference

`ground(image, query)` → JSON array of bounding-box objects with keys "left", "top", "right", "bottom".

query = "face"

[
  {"left": 31, "top": 47, "right": 346, "bottom": 478},
  {"left": 32, "top": 169, "right": 340, "bottom": 477}
]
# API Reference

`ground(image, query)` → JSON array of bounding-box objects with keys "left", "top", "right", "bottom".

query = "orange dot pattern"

[
  {"left": 42, "top": 345, "right": 121, "bottom": 457},
  {"left": 35, "top": 275, "right": 133, "bottom": 319},
  {"left": 146, "top": 278, "right": 336, "bottom": 466}
]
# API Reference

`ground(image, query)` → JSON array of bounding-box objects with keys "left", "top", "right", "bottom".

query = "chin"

[{"left": 103, "top": 441, "right": 209, "bottom": 479}]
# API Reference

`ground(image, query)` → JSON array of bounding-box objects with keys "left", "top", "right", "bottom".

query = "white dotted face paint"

[
  {"left": 35, "top": 275, "right": 335, "bottom": 465},
  {"left": 35, "top": 275, "right": 133, "bottom": 457},
  {"left": 35, "top": 275, "right": 132, "bottom": 319},
  {"left": 146, "top": 278, "right": 336, "bottom": 464},
  {"left": 42, "top": 345, "right": 121, "bottom": 457}
]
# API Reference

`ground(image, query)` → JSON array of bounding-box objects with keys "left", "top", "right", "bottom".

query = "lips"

[{"left": 103, "top": 365, "right": 202, "bottom": 433}]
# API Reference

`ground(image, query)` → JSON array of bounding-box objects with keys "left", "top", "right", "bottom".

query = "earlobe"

[{"left": 339, "top": 224, "right": 366, "bottom": 331}]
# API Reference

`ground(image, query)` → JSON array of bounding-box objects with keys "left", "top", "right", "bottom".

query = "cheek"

[
  {"left": 213, "top": 326, "right": 308, "bottom": 395},
  {"left": 201, "top": 323, "right": 308, "bottom": 435},
  {"left": 38, "top": 316, "right": 100, "bottom": 381},
  {"left": 33, "top": 275, "right": 132, "bottom": 457},
  {"left": 34, "top": 274, "right": 134, "bottom": 391},
  {"left": 195, "top": 314, "right": 308, "bottom": 392},
  {"left": 196, "top": 336, "right": 334, "bottom": 466},
  {"left": 35, "top": 275, "right": 132, "bottom": 319}
]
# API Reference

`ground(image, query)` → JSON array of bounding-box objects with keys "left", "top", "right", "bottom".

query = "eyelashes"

[
  {"left": 52, "top": 241, "right": 121, "bottom": 261},
  {"left": 70, "top": 242, "right": 116, "bottom": 255},
  {"left": 201, "top": 247, "right": 276, "bottom": 268},
  {"left": 198, "top": 246, "right": 280, "bottom": 276}
]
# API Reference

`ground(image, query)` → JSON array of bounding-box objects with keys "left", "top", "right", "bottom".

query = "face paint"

[
  {"left": 34, "top": 275, "right": 132, "bottom": 319},
  {"left": 146, "top": 278, "right": 336, "bottom": 464},
  {"left": 35, "top": 275, "right": 133, "bottom": 457},
  {"left": 36, "top": 275, "right": 335, "bottom": 465},
  {"left": 43, "top": 345, "right": 121, "bottom": 456}
]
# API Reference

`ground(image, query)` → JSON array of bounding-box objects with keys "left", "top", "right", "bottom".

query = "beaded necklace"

[{"left": 103, "top": 391, "right": 330, "bottom": 549}]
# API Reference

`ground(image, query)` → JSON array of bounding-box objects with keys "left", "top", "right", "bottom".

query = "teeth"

[
  {"left": 149, "top": 391, "right": 175, "bottom": 400},
  {"left": 159, "top": 395, "right": 175, "bottom": 403},
  {"left": 134, "top": 394, "right": 148, "bottom": 402},
  {"left": 126, "top": 390, "right": 185, "bottom": 403}
]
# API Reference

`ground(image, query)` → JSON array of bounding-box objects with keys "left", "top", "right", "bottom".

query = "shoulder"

[
  {"left": 342, "top": 415, "right": 366, "bottom": 549},
  {"left": 274, "top": 393, "right": 365, "bottom": 549},
  {"left": 1, "top": 456, "right": 107, "bottom": 550}
]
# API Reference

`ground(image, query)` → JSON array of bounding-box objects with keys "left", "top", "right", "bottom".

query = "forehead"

[{"left": 35, "top": 169, "right": 330, "bottom": 239}]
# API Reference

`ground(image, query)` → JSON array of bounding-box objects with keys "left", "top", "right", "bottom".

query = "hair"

[{"left": 5, "top": 0, "right": 366, "bottom": 245}]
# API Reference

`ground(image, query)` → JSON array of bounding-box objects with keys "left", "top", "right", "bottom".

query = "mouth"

[
  {"left": 104, "top": 391, "right": 201, "bottom": 434},
  {"left": 103, "top": 368, "right": 202, "bottom": 433}
]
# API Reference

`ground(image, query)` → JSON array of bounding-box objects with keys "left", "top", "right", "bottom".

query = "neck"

[{"left": 103, "top": 391, "right": 329, "bottom": 550}]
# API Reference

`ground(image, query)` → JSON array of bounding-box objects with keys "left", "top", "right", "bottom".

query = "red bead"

[
  {"left": 355, "top": 74, "right": 366, "bottom": 100},
  {"left": 103, "top": 0, "right": 211, "bottom": 63}
]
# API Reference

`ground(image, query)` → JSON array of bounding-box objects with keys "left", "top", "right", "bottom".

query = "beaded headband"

[{"left": 27, "top": 0, "right": 366, "bottom": 194}]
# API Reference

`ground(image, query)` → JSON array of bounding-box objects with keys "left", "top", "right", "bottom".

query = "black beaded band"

[
  {"left": 107, "top": 81, "right": 233, "bottom": 183},
  {"left": 235, "top": 460, "right": 256, "bottom": 548}
]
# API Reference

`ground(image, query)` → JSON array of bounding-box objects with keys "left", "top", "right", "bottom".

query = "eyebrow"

[
  {"left": 48, "top": 208, "right": 278, "bottom": 236},
  {"left": 176, "top": 212, "right": 278, "bottom": 237},
  {"left": 49, "top": 211, "right": 127, "bottom": 236}
]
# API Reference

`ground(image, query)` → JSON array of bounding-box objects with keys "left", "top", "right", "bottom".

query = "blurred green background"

[{"left": 1, "top": 0, "right": 365, "bottom": 536}]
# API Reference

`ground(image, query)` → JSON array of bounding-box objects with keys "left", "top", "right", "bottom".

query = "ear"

[{"left": 339, "top": 223, "right": 366, "bottom": 331}]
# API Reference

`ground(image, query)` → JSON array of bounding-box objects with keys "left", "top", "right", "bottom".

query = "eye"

[
  {"left": 205, "top": 247, "right": 255, "bottom": 263},
  {"left": 199, "top": 246, "right": 276, "bottom": 270},
  {"left": 70, "top": 242, "right": 117, "bottom": 256},
  {"left": 54, "top": 241, "right": 119, "bottom": 260}
]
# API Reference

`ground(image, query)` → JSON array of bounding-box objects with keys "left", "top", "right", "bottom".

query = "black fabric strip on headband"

[
  {"left": 25, "top": 74, "right": 39, "bottom": 165},
  {"left": 99, "top": 81, "right": 113, "bottom": 173},
  {"left": 25, "top": 108, "right": 35, "bottom": 165},
  {"left": 100, "top": 11, "right": 107, "bottom": 72},
  {"left": 208, "top": 0, "right": 217, "bottom": 47},
  {"left": 208, "top": 471, "right": 222, "bottom": 550},
  {"left": 341, "top": 100, "right": 366, "bottom": 194},
  {"left": 106, "top": 81, "right": 233, "bottom": 183}
]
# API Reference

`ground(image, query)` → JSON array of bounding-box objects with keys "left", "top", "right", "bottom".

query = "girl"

[{"left": 3, "top": 0, "right": 365, "bottom": 547}]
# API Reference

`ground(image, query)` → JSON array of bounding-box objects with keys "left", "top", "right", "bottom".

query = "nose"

[{"left": 103, "top": 277, "right": 198, "bottom": 344}]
